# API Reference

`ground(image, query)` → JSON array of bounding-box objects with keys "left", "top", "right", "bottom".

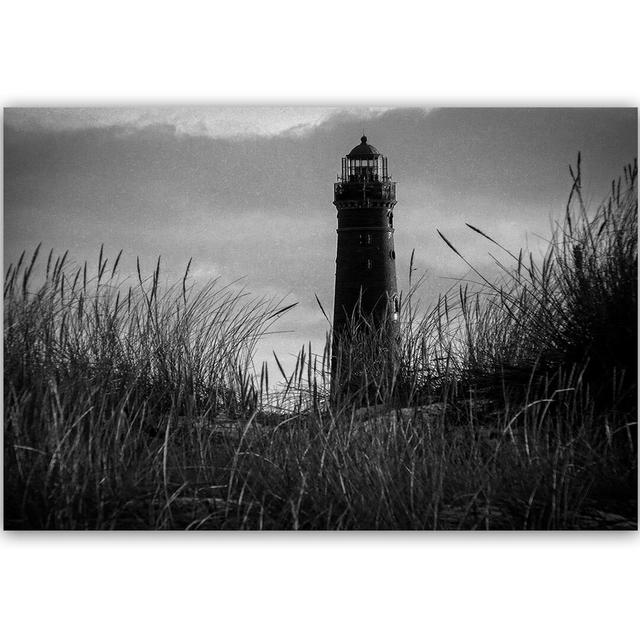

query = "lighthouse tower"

[{"left": 331, "top": 135, "right": 399, "bottom": 394}]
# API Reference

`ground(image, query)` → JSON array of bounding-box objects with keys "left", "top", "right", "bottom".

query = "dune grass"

[{"left": 3, "top": 158, "right": 637, "bottom": 529}]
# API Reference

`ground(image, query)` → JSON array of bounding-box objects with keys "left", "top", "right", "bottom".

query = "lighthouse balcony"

[{"left": 334, "top": 180, "right": 396, "bottom": 203}]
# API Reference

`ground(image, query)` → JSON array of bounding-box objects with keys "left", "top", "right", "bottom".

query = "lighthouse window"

[
  {"left": 367, "top": 258, "right": 372, "bottom": 270},
  {"left": 389, "top": 250, "right": 396, "bottom": 259},
  {"left": 392, "top": 296, "right": 400, "bottom": 320},
  {"left": 366, "top": 234, "right": 372, "bottom": 246},
  {"left": 347, "top": 157, "right": 383, "bottom": 181}
]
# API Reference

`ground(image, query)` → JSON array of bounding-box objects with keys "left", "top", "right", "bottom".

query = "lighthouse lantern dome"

[{"left": 342, "top": 136, "right": 389, "bottom": 183}]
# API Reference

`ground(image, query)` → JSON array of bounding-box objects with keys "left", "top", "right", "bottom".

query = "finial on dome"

[{"left": 361, "top": 134, "right": 367, "bottom": 143}]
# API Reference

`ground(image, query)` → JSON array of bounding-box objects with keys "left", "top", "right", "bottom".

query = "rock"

[{"left": 351, "top": 403, "right": 447, "bottom": 432}]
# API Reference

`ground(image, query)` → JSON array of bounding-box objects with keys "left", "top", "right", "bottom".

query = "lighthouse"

[{"left": 331, "top": 135, "right": 399, "bottom": 398}]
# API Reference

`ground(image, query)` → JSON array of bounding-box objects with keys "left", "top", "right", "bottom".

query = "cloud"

[{"left": 4, "top": 106, "right": 395, "bottom": 139}]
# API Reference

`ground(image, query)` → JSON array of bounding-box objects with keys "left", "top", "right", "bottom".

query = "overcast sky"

[{"left": 4, "top": 107, "right": 637, "bottom": 373}]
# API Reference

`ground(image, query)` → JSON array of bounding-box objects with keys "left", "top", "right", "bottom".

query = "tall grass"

[
  {"left": 4, "top": 158, "right": 637, "bottom": 529},
  {"left": 435, "top": 156, "right": 637, "bottom": 409},
  {"left": 3, "top": 252, "right": 294, "bottom": 528}
]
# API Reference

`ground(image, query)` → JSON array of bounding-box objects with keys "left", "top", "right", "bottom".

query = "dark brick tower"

[{"left": 331, "top": 135, "right": 399, "bottom": 396}]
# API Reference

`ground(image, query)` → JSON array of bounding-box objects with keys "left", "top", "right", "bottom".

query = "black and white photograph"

[
  {"left": 4, "top": 106, "right": 637, "bottom": 530},
  {"left": 1, "top": 3, "right": 639, "bottom": 638}
]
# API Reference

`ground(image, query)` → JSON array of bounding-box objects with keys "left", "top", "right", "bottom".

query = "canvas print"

[{"left": 3, "top": 107, "right": 637, "bottom": 530}]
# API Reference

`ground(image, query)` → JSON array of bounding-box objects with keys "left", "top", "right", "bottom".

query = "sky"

[{"left": 4, "top": 106, "right": 637, "bottom": 374}]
